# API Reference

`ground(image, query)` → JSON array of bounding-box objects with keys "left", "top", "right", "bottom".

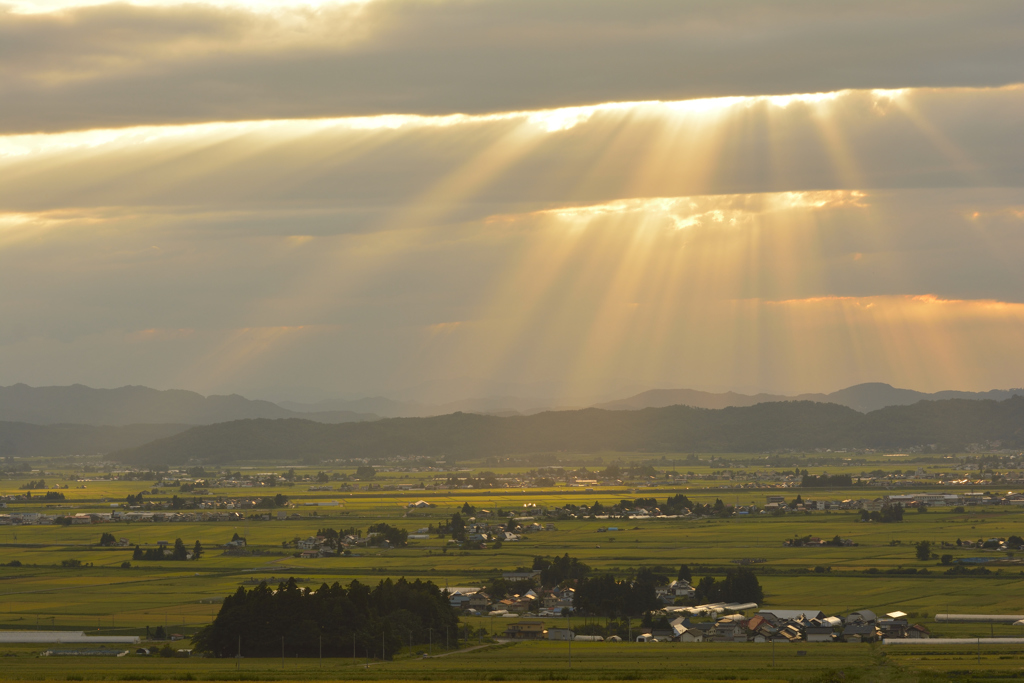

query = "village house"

[
  {"left": 805, "top": 625, "right": 836, "bottom": 642},
  {"left": 842, "top": 623, "right": 879, "bottom": 642},
  {"left": 504, "top": 620, "right": 545, "bottom": 640},
  {"left": 907, "top": 623, "right": 931, "bottom": 639}
]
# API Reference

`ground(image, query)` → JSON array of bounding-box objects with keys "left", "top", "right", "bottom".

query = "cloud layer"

[
  {"left": 4, "top": 2, "right": 1024, "bottom": 401},
  {"left": 3, "top": 0, "right": 1024, "bottom": 132}
]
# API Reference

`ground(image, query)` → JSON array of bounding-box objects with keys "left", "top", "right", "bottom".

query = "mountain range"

[
  {"left": 0, "top": 384, "right": 374, "bottom": 426},
  {"left": 595, "top": 382, "right": 1024, "bottom": 413},
  {"left": 1, "top": 382, "right": 1022, "bottom": 460},
  {"left": 4, "top": 381, "right": 1019, "bottom": 428}
]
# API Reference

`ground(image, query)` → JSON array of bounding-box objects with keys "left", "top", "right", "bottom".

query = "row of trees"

[
  {"left": 572, "top": 568, "right": 662, "bottom": 617},
  {"left": 367, "top": 523, "right": 408, "bottom": 546},
  {"left": 860, "top": 502, "right": 904, "bottom": 523},
  {"left": 692, "top": 567, "right": 764, "bottom": 604},
  {"left": 661, "top": 494, "right": 733, "bottom": 518},
  {"left": 192, "top": 577, "right": 458, "bottom": 659},
  {"left": 132, "top": 539, "right": 202, "bottom": 561},
  {"left": 534, "top": 553, "right": 591, "bottom": 587}
]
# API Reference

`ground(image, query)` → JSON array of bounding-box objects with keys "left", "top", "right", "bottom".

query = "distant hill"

[
  {"left": 113, "top": 396, "right": 1024, "bottom": 466},
  {"left": 0, "top": 421, "right": 191, "bottom": 458},
  {"left": 0, "top": 384, "right": 376, "bottom": 426},
  {"left": 279, "top": 395, "right": 577, "bottom": 418},
  {"left": 595, "top": 382, "right": 1024, "bottom": 413}
]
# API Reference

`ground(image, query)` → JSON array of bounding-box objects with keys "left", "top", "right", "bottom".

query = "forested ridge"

[
  {"left": 115, "top": 396, "right": 1024, "bottom": 465},
  {"left": 0, "top": 421, "right": 191, "bottom": 457}
]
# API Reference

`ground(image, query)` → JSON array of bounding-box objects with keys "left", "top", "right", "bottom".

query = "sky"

[{"left": 2, "top": 0, "right": 1024, "bottom": 404}]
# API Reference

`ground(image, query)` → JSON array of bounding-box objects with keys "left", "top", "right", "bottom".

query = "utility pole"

[
  {"left": 567, "top": 612, "right": 571, "bottom": 670},
  {"left": 282, "top": 636, "right": 284, "bottom": 668},
  {"left": 772, "top": 638, "right": 775, "bottom": 667},
  {"left": 319, "top": 635, "right": 322, "bottom": 668},
  {"left": 236, "top": 636, "right": 240, "bottom": 670}
]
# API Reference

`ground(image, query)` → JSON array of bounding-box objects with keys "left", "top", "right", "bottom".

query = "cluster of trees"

[
  {"left": 599, "top": 464, "right": 660, "bottom": 480},
  {"left": 954, "top": 535, "right": 1024, "bottom": 548},
  {"left": 20, "top": 486, "right": 65, "bottom": 500},
  {"left": 692, "top": 567, "right": 764, "bottom": 604},
  {"left": 860, "top": 503, "right": 904, "bottom": 523},
  {"left": 559, "top": 495, "right": 731, "bottom": 518},
  {"left": 126, "top": 492, "right": 145, "bottom": 505},
  {"left": 661, "top": 494, "right": 732, "bottom": 517},
  {"left": 440, "top": 512, "right": 467, "bottom": 541},
  {"left": 533, "top": 554, "right": 591, "bottom": 587},
  {"left": 367, "top": 523, "right": 408, "bottom": 547},
  {"left": 192, "top": 577, "right": 458, "bottom": 659},
  {"left": 99, "top": 532, "right": 118, "bottom": 546},
  {"left": 314, "top": 527, "right": 360, "bottom": 549},
  {"left": 445, "top": 473, "right": 501, "bottom": 489},
  {"left": 944, "top": 565, "right": 992, "bottom": 576},
  {"left": 19, "top": 479, "right": 49, "bottom": 490},
  {"left": 585, "top": 497, "right": 660, "bottom": 513},
  {"left": 484, "top": 577, "right": 535, "bottom": 600},
  {"left": 257, "top": 494, "right": 289, "bottom": 508},
  {"left": 801, "top": 474, "right": 854, "bottom": 487},
  {"left": 132, "top": 539, "right": 202, "bottom": 561},
  {"left": 573, "top": 568, "right": 662, "bottom": 617},
  {"left": 168, "top": 495, "right": 204, "bottom": 509},
  {"left": 788, "top": 534, "right": 850, "bottom": 547}
]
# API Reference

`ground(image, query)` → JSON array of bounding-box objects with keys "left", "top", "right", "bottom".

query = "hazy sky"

[{"left": 2, "top": 0, "right": 1023, "bottom": 402}]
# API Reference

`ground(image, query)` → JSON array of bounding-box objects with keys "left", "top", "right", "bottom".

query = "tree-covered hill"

[
  {"left": 0, "top": 421, "right": 191, "bottom": 458},
  {"left": 112, "top": 396, "right": 1024, "bottom": 466}
]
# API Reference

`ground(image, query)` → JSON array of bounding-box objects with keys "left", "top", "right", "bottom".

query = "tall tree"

[
  {"left": 450, "top": 512, "right": 466, "bottom": 541},
  {"left": 916, "top": 540, "right": 931, "bottom": 561}
]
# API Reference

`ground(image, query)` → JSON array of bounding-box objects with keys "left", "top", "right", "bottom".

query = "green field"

[{"left": 2, "top": 452, "right": 1024, "bottom": 681}]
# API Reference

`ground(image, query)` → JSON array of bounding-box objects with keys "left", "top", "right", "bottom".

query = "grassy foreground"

[{"left": 0, "top": 640, "right": 1023, "bottom": 683}]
